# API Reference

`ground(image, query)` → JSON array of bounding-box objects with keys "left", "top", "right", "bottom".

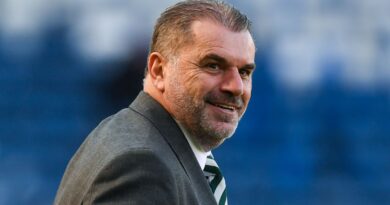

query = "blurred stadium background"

[{"left": 0, "top": 0, "right": 389, "bottom": 204}]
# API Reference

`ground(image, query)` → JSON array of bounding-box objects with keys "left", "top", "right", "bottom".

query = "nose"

[{"left": 220, "top": 68, "right": 244, "bottom": 96}]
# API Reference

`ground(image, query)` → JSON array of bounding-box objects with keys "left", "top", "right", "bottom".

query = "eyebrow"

[
  {"left": 200, "top": 53, "right": 256, "bottom": 70},
  {"left": 201, "top": 53, "right": 228, "bottom": 65}
]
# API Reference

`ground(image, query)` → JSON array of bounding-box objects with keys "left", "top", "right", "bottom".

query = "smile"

[{"left": 208, "top": 102, "right": 238, "bottom": 111}]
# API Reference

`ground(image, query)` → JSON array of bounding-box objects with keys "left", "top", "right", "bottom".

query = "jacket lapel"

[{"left": 130, "top": 91, "right": 216, "bottom": 205}]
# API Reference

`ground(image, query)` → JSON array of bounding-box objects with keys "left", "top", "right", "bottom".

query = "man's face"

[{"left": 163, "top": 20, "right": 256, "bottom": 151}]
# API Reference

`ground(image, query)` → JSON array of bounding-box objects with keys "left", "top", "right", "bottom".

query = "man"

[{"left": 54, "top": 0, "right": 256, "bottom": 204}]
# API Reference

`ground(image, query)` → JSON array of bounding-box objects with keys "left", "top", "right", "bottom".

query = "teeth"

[{"left": 215, "top": 104, "right": 234, "bottom": 110}]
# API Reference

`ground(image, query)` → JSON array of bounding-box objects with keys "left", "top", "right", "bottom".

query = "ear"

[{"left": 147, "top": 52, "right": 166, "bottom": 92}]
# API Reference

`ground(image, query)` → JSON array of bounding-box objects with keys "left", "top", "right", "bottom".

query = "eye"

[
  {"left": 239, "top": 69, "right": 251, "bottom": 79},
  {"left": 207, "top": 63, "right": 220, "bottom": 70}
]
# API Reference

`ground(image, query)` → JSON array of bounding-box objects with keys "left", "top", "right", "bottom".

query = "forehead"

[{"left": 187, "top": 20, "right": 256, "bottom": 65}]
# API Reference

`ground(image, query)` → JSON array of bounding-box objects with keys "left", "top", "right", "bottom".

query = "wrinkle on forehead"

[{"left": 188, "top": 20, "right": 256, "bottom": 67}]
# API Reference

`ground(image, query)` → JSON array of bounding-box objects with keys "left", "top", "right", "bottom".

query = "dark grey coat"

[{"left": 54, "top": 91, "right": 217, "bottom": 205}]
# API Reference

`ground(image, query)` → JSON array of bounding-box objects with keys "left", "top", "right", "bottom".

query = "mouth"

[{"left": 208, "top": 102, "right": 238, "bottom": 112}]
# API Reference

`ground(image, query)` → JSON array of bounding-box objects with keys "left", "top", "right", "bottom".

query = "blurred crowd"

[{"left": 0, "top": 0, "right": 389, "bottom": 204}]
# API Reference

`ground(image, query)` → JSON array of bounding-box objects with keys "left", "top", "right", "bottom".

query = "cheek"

[
  {"left": 243, "top": 81, "right": 252, "bottom": 102},
  {"left": 182, "top": 71, "right": 212, "bottom": 96}
]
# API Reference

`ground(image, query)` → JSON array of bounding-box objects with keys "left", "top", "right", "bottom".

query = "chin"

[
  {"left": 207, "top": 122, "right": 237, "bottom": 140},
  {"left": 195, "top": 123, "right": 237, "bottom": 151}
]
